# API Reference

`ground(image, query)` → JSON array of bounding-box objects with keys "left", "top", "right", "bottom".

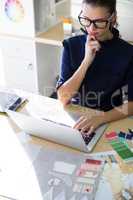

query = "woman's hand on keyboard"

[{"left": 73, "top": 111, "right": 105, "bottom": 134}]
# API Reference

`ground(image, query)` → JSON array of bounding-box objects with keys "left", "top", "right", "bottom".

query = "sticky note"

[
  {"left": 53, "top": 161, "right": 76, "bottom": 175},
  {"left": 77, "top": 177, "right": 95, "bottom": 184}
]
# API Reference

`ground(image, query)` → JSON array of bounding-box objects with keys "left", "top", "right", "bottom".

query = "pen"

[{"left": 0, "top": 194, "right": 17, "bottom": 200}]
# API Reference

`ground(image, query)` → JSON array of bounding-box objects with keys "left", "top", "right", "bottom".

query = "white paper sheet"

[{"left": 53, "top": 161, "right": 76, "bottom": 175}]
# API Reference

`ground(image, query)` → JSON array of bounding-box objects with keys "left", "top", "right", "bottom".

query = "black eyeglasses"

[{"left": 78, "top": 11, "right": 113, "bottom": 29}]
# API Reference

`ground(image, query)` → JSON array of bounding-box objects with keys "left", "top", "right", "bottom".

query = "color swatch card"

[
  {"left": 118, "top": 129, "right": 133, "bottom": 141},
  {"left": 75, "top": 158, "right": 104, "bottom": 200},
  {"left": 105, "top": 132, "right": 133, "bottom": 163}
]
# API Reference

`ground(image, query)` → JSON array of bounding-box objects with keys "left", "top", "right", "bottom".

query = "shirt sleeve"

[
  {"left": 124, "top": 57, "right": 133, "bottom": 101},
  {"left": 56, "top": 40, "right": 73, "bottom": 90}
]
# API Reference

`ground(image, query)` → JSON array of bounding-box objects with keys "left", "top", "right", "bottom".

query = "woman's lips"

[
  {"left": 89, "top": 32, "right": 99, "bottom": 40},
  {"left": 89, "top": 32, "right": 98, "bottom": 37}
]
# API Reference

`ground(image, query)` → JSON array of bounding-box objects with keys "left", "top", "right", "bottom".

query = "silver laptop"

[{"left": 7, "top": 110, "right": 107, "bottom": 153}]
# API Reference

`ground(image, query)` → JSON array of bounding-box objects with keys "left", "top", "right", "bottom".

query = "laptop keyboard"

[{"left": 81, "top": 132, "right": 96, "bottom": 145}]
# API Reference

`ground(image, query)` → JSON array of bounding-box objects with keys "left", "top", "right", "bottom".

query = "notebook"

[{"left": 7, "top": 110, "right": 107, "bottom": 152}]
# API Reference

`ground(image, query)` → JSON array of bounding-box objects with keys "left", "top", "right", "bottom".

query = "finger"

[
  {"left": 74, "top": 118, "right": 88, "bottom": 130},
  {"left": 89, "top": 40, "right": 99, "bottom": 45},
  {"left": 87, "top": 126, "right": 94, "bottom": 134},
  {"left": 74, "top": 119, "right": 87, "bottom": 130},
  {"left": 89, "top": 45, "right": 100, "bottom": 52},
  {"left": 89, "top": 35, "right": 96, "bottom": 41},
  {"left": 81, "top": 126, "right": 94, "bottom": 135},
  {"left": 89, "top": 39, "right": 101, "bottom": 46},
  {"left": 95, "top": 46, "right": 101, "bottom": 52},
  {"left": 86, "top": 35, "right": 90, "bottom": 43},
  {"left": 89, "top": 42, "right": 101, "bottom": 49},
  {"left": 87, "top": 37, "right": 98, "bottom": 46},
  {"left": 81, "top": 123, "right": 92, "bottom": 133},
  {"left": 89, "top": 45, "right": 100, "bottom": 51},
  {"left": 73, "top": 116, "right": 85, "bottom": 129}
]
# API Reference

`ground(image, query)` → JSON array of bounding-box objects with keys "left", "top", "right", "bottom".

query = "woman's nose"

[
  {"left": 89, "top": 23, "right": 96, "bottom": 31},
  {"left": 86, "top": 23, "right": 96, "bottom": 33}
]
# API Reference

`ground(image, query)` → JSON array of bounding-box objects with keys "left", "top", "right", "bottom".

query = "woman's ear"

[
  {"left": 112, "top": 11, "right": 117, "bottom": 27},
  {"left": 109, "top": 12, "right": 118, "bottom": 31}
]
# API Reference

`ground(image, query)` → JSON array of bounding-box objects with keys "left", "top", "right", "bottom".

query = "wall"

[
  {"left": 0, "top": 49, "right": 5, "bottom": 86},
  {"left": 117, "top": 0, "right": 133, "bottom": 41}
]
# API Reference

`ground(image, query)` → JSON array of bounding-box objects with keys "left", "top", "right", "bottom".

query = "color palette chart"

[
  {"left": 105, "top": 131, "right": 133, "bottom": 163},
  {"left": 4, "top": 0, "right": 25, "bottom": 22},
  {"left": 75, "top": 158, "right": 104, "bottom": 200}
]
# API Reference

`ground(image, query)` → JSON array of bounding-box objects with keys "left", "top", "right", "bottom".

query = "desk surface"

[
  {"left": 36, "top": 22, "right": 65, "bottom": 46},
  {"left": 0, "top": 92, "right": 133, "bottom": 198}
]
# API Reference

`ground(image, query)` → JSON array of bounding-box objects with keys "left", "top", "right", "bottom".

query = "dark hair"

[{"left": 82, "top": 0, "right": 116, "bottom": 14}]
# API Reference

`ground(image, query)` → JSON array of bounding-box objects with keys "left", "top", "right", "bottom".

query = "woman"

[{"left": 56, "top": 0, "right": 133, "bottom": 134}]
